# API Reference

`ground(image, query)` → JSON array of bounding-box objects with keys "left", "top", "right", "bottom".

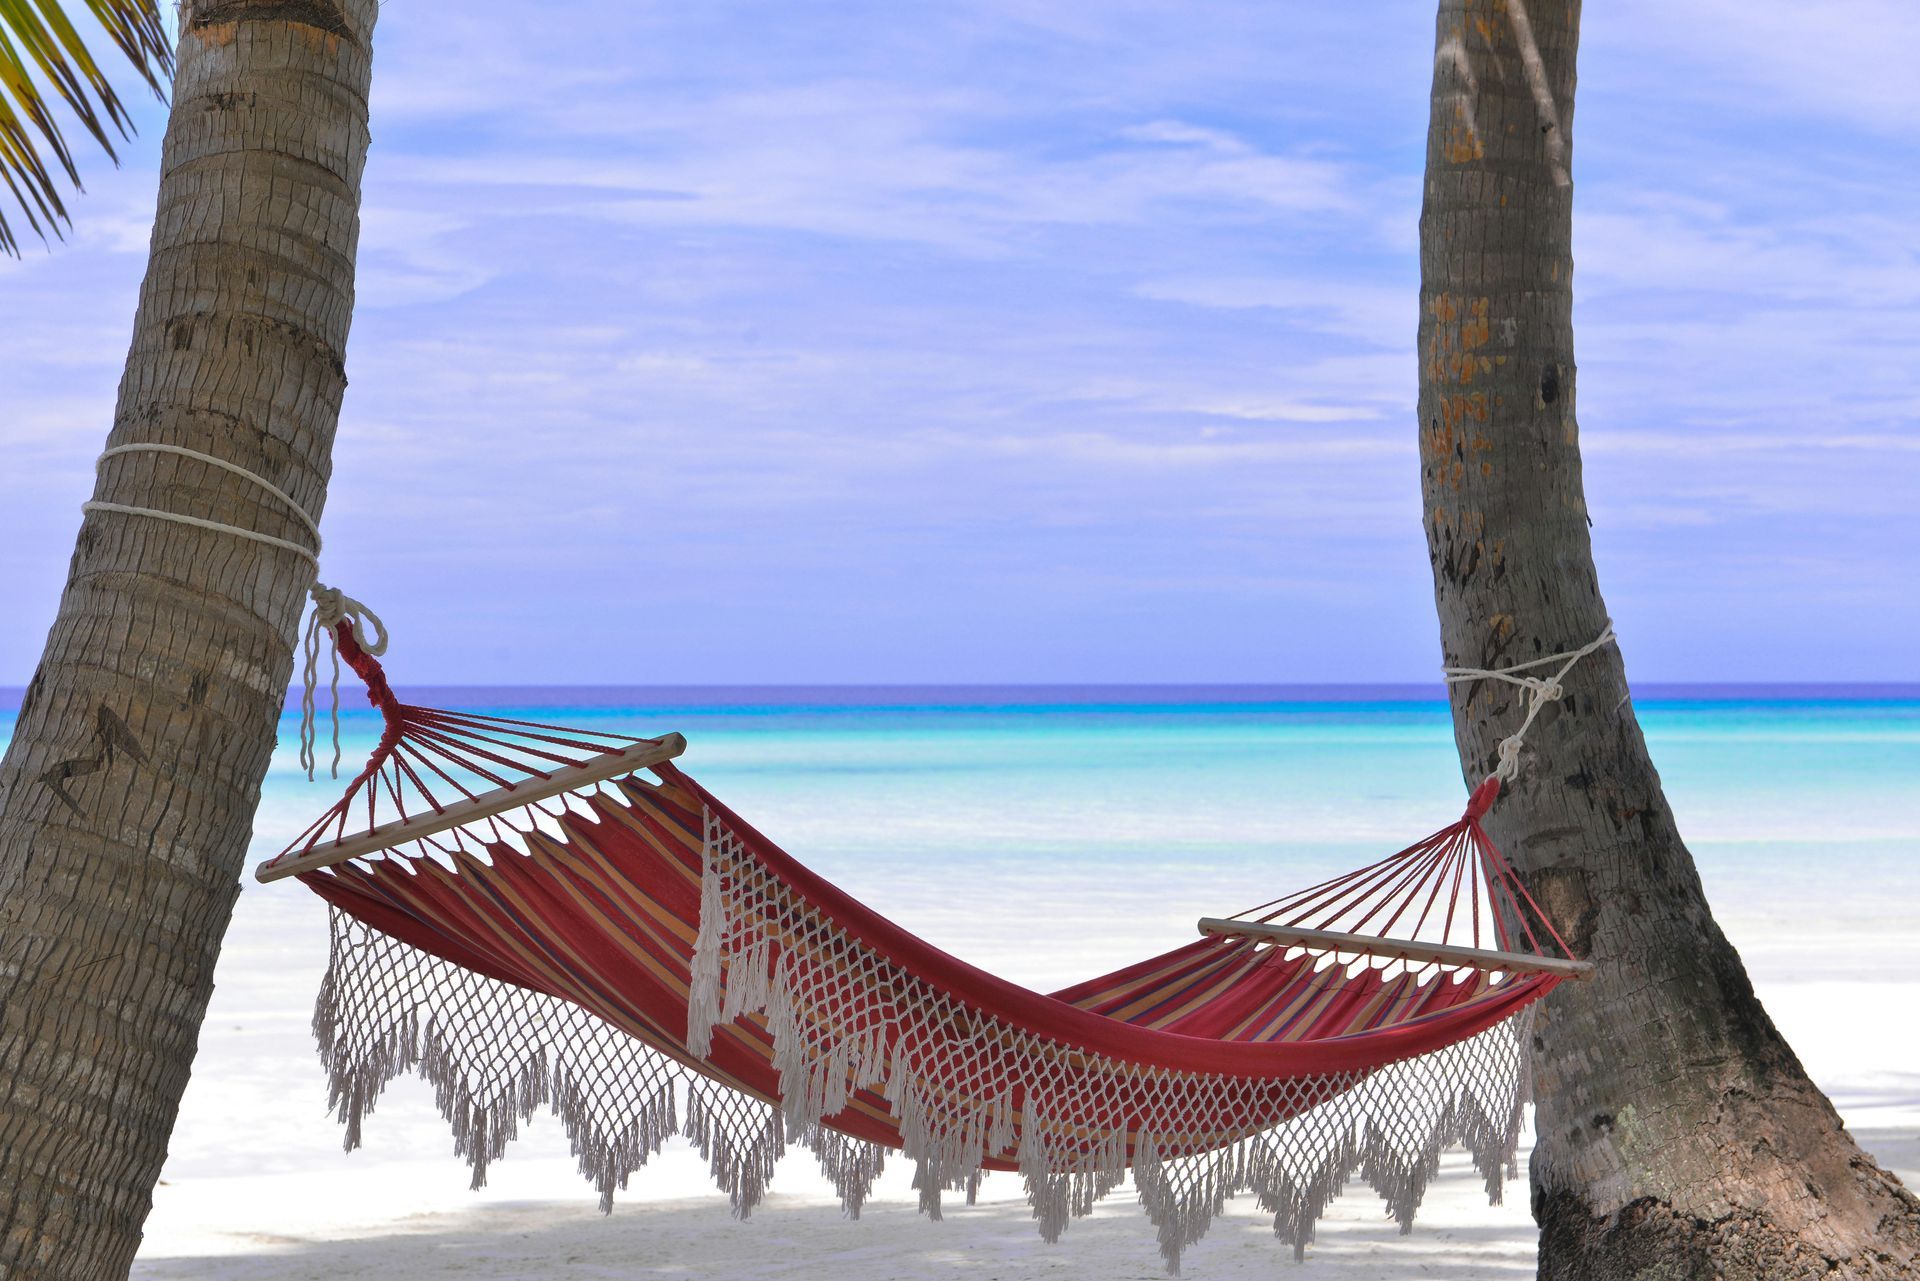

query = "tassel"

[{"left": 314, "top": 818, "right": 1542, "bottom": 1276}]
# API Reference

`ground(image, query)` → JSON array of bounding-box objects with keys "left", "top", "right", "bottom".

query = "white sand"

[{"left": 128, "top": 864, "right": 1919, "bottom": 1279}]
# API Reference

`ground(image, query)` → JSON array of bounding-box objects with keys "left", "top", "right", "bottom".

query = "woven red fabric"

[
  {"left": 303, "top": 762, "right": 1560, "bottom": 1166},
  {"left": 279, "top": 646, "right": 1577, "bottom": 1266}
]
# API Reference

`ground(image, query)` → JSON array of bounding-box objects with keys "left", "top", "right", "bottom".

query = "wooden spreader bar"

[
  {"left": 254, "top": 733, "right": 688, "bottom": 883},
  {"left": 1197, "top": 917, "right": 1594, "bottom": 981}
]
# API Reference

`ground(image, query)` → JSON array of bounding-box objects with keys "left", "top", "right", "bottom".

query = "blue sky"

[{"left": 3, "top": 1, "right": 1916, "bottom": 684}]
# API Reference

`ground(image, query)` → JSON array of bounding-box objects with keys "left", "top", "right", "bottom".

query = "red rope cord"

[
  {"left": 1331, "top": 832, "right": 1459, "bottom": 934},
  {"left": 397, "top": 725, "right": 527, "bottom": 789},
  {"left": 405, "top": 720, "right": 595, "bottom": 771},
  {"left": 384, "top": 746, "right": 441, "bottom": 817},
  {"left": 1246, "top": 828, "right": 1454, "bottom": 925},
  {"left": 409, "top": 707, "right": 638, "bottom": 754},
  {"left": 1468, "top": 835, "right": 1483, "bottom": 950},
  {"left": 374, "top": 757, "right": 410, "bottom": 824},
  {"left": 392, "top": 737, "right": 482, "bottom": 803},
  {"left": 1438, "top": 830, "right": 1470, "bottom": 944},
  {"left": 1303, "top": 839, "right": 1445, "bottom": 936},
  {"left": 274, "top": 621, "right": 667, "bottom": 866},
  {"left": 411, "top": 704, "right": 642, "bottom": 738},
  {"left": 1368, "top": 834, "right": 1456, "bottom": 938},
  {"left": 410, "top": 710, "right": 624, "bottom": 753},
  {"left": 1404, "top": 828, "right": 1463, "bottom": 941},
  {"left": 1232, "top": 829, "right": 1442, "bottom": 921},
  {"left": 1471, "top": 822, "right": 1574, "bottom": 957}
]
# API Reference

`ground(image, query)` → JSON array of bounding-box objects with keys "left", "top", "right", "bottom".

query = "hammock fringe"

[
  {"left": 685, "top": 805, "right": 1540, "bottom": 1270},
  {"left": 278, "top": 577, "right": 1599, "bottom": 1272},
  {"left": 312, "top": 806, "right": 1538, "bottom": 1273}
]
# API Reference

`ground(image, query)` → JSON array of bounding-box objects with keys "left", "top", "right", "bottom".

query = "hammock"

[{"left": 256, "top": 610, "right": 1594, "bottom": 1270}]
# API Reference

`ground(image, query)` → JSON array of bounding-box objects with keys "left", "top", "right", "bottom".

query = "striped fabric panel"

[
  {"left": 311, "top": 763, "right": 1558, "bottom": 1160},
  {"left": 1228, "top": 962, "right": 1349, "bottom": 1043},
  {"left": 324, "top": 780, "right": 909, "bottom": 1141},
  {"left": 1072, "top": 944, "right": 1272, "bottom": 1025}
]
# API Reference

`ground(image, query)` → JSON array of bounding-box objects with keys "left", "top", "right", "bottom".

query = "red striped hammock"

[{"left": 259, "top": 624, "right": 1587, "bottom": 1270}]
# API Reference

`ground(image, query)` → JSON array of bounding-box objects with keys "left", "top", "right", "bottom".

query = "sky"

[{"left": 2, "top": 1, "right": 1917, "bottom": 685}]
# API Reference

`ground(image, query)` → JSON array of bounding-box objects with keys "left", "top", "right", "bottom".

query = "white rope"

[
  {"left": 78, "top": 501, "right": 321, "bottom": 564},
  {"left": 94, "top": 443, "right": 325, "bottom": 546},
  {"left": 300, "top": 584, "right": 388, "bottom": 780},
  {"left": 1443, "top": 622, "right": 1616, "bottom": 782},
  {"left": 83, "top": 443, "right": 386, "bottom": 782}
]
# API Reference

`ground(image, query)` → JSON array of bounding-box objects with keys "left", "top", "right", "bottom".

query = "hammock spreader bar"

[
  {"left": 261, "top": 617, "right": 1596, "bottom": 1272},
  {"left": 258, "top": 734, "right": 688, "bottom": 881},
  {"left": 1197, "top": 919, "right": 1594, "bottom": 981}
]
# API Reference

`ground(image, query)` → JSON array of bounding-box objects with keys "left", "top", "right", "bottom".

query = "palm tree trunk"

[
  {"left": 1415, "top": 2, "right": 1919, "bottom": 1276},
  {"left": 0, "top": 2, "right": 375, "bottom": 1276}
]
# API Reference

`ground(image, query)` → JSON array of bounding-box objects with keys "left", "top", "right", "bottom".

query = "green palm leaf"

[{"left": 0, "top": 0, "right": 170, "bottom": 255}]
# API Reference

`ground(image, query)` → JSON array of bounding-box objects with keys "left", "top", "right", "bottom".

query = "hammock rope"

[
  {"left": 80, "top": 441, "right": 389, "bottom": 780},
  {"left": 299, "top": 585, "right": 388, "bottom": 779},
  {"left": 85, "top": 442, "right": 325, "bottom": 563},
  {"left": 1443, "top": 624, "right": 1618, "bottom": 781}
]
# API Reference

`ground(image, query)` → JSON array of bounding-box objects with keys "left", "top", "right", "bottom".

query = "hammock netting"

[{"left": 261, "top": 624, "right": 1583, "bottom": 1271}]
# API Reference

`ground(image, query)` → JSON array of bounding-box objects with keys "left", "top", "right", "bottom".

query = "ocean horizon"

[
  {"left": 6, "top": 681, "right": 1920, "bottom": 714},
  {"left": 6, "top": 684, "right": 1913, "bottom": 986}
]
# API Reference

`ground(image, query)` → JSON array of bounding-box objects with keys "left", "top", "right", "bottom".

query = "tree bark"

[
  {"left": 0, "top": 2, "right": 375, "bottom": 1276},
  {"left": 1415, "top": 2, "right": 1920, "bottom": 1277}
]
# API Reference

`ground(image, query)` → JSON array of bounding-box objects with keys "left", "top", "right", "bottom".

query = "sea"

[
  {"left": 6, "top": 682, "right": 1913, "bottom": 976},
  {"left": 3, "top": 684, "right": 1918, "bottom": 1211},
  {"left": 246, "top": 683, "right": 1920, "bottom": 984}
]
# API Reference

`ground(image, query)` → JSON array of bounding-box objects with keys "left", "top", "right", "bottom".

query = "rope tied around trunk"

[
  {"left": 82, "top": 442, "right": 385, "bottom": 780},
  {"left": 1442, "top": 622, "right": 1616, "bottom": 782}
]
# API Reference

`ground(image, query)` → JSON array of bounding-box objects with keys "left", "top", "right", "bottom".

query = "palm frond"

[{"left": 0, "top": 0, "right": 170, "bottom": 256}]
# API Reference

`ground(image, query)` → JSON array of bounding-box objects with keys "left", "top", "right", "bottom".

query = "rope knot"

[
  {"left": 311, "top": 583, "right": 347, "bottom": 629},
  {"left": 299, "top": 582, "right": 390, "bottom": 780},
  {"left": 1440, "top": 621, "right": 1616, "bottom": 794},
  {"left": 308, "top": 583, "right": 388, "bottom": 657},
  {"left": 1494, "top": 734, "right": 1526, "bottom": 782},
  {"left": 1521, "top": 675, "right": 1564, "bottom": 702}
]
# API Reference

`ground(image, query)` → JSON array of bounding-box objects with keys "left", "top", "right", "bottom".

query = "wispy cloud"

[
  {"left": 1593, "top": 0, "right": 1920, "bottom": 138},
  {"left": 1, "top": 1, "right": 1915, "bottom": 683},
  {"left": 1132, "top": 276, "right": 1413, "bottom": 344},
  {"left": 390, "top": 103, "right": 1358, "bottom": 260}
]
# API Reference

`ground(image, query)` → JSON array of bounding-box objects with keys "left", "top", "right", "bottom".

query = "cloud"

[
  {"left": 382, "top": 101, "right": 1358, "bottom": 261},
  {"left": 1585, "top": 432, "right": 1920, "bottom": 457},
  {"left": 958, "top": 428, "right": 1404, "bottom": 468},
  {"left": 1593, "top": 0, "right": 1920, "bottom": 138},
  {"left": 1576, "top": 195, "right": 1920, "bottom": 308},
  {"left": 2, "top": 0, "right": 1916, "bottom": 683},
  {"left": 354, "top": 207, "right": 495, "bottom": 308},
  {"left": 1132, "top": 275, "right": 1412, "bottom": 343}
]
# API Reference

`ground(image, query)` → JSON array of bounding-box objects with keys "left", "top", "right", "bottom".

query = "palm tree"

[
  {"left": 0, "top": 2, "right": 376, "bottom": 1277},
  {"left": 0, "top": 0, "right": 172, "bottom": 253},
  {"left": 1415, "top": 1, "right": 1919, "bottom": 1276}
]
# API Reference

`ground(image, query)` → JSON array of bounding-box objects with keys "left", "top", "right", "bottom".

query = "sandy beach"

[
  {"left": 130, "top": 731, "right": 1920, "bottom": 1281},
  {"left": 134, "top": 1120, "right": 1920, "bottom": 1280},
  {"left": 84, "top": 688, "right": 1916, "bottom": 1278}
]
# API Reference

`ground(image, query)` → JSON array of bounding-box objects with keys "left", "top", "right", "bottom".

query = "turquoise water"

[
  {"left": 4, "top": 684, "right": 1917, "bottom": 988},
  {"left": 8, "top": 684, "right": 1916, "bottom": 1188}
]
